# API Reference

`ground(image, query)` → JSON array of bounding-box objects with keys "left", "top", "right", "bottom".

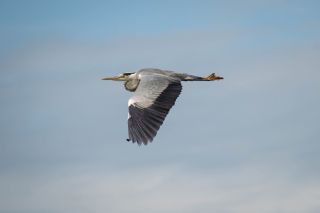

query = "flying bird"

[{"left": 102, "top": 68, "right": 223, "bottom": 145}]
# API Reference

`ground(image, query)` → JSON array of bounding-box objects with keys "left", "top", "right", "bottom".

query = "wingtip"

[{"left": 126, "top": 137, "right": 152, "bottom": 146}]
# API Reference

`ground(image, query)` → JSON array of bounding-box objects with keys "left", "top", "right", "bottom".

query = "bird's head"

[{"left": 102, "top": 72, "right": 134, "bottom": 81}]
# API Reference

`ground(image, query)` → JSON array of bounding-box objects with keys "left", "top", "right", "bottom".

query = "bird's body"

[{"left": 102, "top": 68, "right": 223, "bottom": 145}]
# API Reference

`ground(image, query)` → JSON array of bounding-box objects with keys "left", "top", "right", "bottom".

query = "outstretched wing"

[{"left": 127, "top": 74, "right": 182, "bottom": 145}]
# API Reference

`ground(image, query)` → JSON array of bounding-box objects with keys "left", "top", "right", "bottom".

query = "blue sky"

[{"left": 1, "top": 0, "right": 320, "bottom": 212}]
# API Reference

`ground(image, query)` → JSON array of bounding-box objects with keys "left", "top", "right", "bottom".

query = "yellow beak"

[
  {"left": 101, "top": 77, "right": 118, "bottom": 81},
  {"left": 102, "top": 76, "right": 123, "bottom": 81}
]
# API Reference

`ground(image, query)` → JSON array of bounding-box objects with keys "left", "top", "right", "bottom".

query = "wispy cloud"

[{"left": 1, "top": 165, "right": 319, "bottom": 213}]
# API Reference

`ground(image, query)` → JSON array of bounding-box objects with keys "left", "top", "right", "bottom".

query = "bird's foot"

[{"left": 204, "top": 73, "right": 224, "bottom": 81}]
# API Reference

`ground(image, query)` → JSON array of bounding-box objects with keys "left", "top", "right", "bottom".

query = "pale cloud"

[{"left": 1, "top": 165, "right": 319, "bottom": 213}]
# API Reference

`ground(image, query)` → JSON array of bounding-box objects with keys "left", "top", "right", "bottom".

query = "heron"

[{"left": 102, "top": 68, "right": 223, "bottom": 145}]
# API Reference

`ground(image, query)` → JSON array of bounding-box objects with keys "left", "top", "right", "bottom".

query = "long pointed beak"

[{"left": 102, "top": 76, "right": 120, "bottom": 80}]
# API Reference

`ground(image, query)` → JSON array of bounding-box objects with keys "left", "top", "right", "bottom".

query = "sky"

[{"left": 1, "top": 0, "right": 320, "bottom": 212}]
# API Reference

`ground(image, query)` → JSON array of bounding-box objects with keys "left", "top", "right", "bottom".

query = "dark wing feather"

[{"left": 127, "top": 75, "right": 182, "bottom": 145}]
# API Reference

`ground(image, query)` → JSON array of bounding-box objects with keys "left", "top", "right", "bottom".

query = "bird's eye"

[{"left": 123, "top": 72, "right": 133, "bottom": 76}]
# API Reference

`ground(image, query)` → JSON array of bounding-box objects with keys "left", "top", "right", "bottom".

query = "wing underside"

[{"left": 127, "top": 75, "right": 182, "bottom": 145}]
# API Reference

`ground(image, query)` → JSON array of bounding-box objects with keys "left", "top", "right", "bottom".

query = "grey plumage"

[{"left": 102, "top": 68, "right": 223, "bottom": 145}]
